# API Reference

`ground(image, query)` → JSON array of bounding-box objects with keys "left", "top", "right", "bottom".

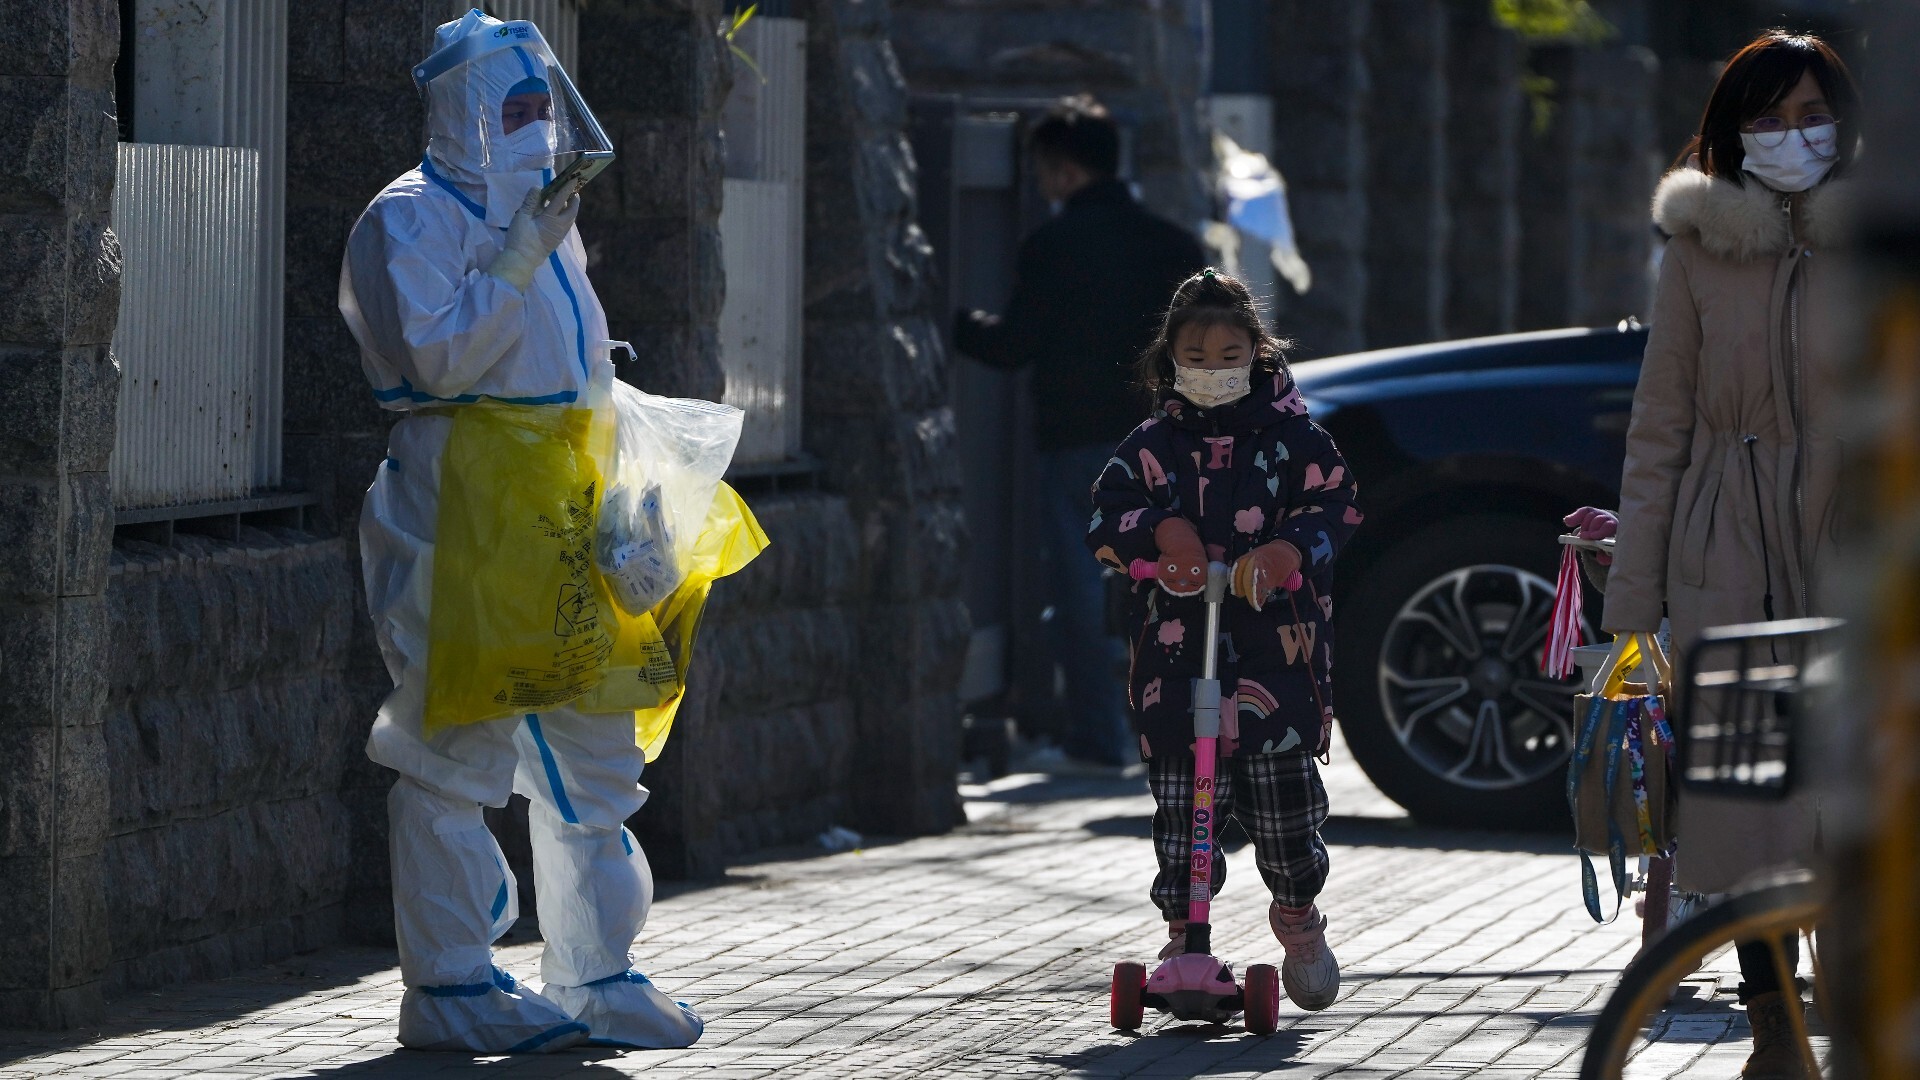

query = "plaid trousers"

[{"left": 1148, "top": 750, "right": 1330, "bottom": 919}]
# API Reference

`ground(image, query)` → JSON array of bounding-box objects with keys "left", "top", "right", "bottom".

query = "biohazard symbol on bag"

[{"left": 425, "top": 401, "right": 617, "bottom": 732}]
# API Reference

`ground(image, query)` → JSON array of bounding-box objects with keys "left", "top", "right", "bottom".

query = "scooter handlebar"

[{"left": 1126, "top": 558, "right": 1303, "bottom": 594}]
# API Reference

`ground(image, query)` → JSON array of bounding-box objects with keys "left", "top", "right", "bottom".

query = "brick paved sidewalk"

[{"left": 0, "top": 747, "right": 1811, "bottom": 1079}]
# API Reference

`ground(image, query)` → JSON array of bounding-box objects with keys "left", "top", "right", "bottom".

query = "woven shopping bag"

[{"left": 1568, "top": 632, "right": 1678, "bottom": 922}]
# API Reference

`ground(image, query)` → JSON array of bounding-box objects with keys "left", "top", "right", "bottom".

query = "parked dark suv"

[{"left": 1298, "top": 324, "right": 1645, "bottom": 828}]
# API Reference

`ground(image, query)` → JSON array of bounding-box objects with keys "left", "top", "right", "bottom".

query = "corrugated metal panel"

[
  {"left": 111, "top": 144, "right": 264, "bottom": 509},
  {"left": 718, "top": 17, "right": 806, "bottom": 465},
  {"left": 719, "top": 180, "right": 802, "bottom": 465},
  {"left": 224, "top": 1, "right": 287, "bottom": 488},
  {"left": 470, "top": 1, "right": 579, "bottom": 70},
  {"left": 723, "top": 18, "right": 807, "bottom": 185},
  {"left": 126, "top": 0, "right": 286, "bottom": 500}
]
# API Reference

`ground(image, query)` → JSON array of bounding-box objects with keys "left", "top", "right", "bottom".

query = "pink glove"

[
  {"left": 1152, "top": 518, "right": 1207, "bottom": 597},
  {"left": 1564, "top": 507, "right": 1618, "bottom": 565}
]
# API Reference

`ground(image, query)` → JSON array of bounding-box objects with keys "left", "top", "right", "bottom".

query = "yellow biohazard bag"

[
  {"left": 424, "top": 400, "right": 615, "bottom": 733},
  {"left": 424, "top": 379, "right": 767, "bottom": 749}
]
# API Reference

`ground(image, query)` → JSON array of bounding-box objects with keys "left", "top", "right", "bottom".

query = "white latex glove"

[{"left": 487, "top": 186, "right": 581, "bottom": 291}]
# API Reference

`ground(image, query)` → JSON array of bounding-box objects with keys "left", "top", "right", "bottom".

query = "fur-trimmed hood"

[{"left": 1652, "top": 168, "right": 1850, "bottom": 261}]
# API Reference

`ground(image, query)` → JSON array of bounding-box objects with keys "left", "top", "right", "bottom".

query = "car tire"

[{"left": 1335, "top": 512, "right": 1587, "bottom": 830}]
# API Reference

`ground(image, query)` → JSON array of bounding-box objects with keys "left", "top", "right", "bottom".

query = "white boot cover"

[
  {"left": 545, "top": 970, "right": 704, "bottom": 1049},
  {"left": 399, "top": 967, "right": 590, "bottom": 1053},
  {"left": 388, "top": 777, "right": 520, "bottom": 988},
  {"left": 388, "top": 780, "right": 589, "bottom": 1052},
  {"left": 526, "top": 806, "right": 652, "bottom": 987}
]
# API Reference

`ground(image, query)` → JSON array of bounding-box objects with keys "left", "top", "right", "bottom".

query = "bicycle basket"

[{"left": 1677, "top": 618, "right": 1844, "bottom": 800}]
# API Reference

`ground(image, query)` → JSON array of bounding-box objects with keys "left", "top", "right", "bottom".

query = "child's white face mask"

[{"left": 1174, "top": 364, "right": 1253, "bottom": 408}]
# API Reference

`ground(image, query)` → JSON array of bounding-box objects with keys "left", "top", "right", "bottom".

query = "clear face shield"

[{"left": 416, "top": 14, "right": 613, "bottom": 213}]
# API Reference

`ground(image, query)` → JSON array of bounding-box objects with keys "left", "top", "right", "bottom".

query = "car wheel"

[{"left": 1335, "top": 513, "right": 1592, "bottom": 829}]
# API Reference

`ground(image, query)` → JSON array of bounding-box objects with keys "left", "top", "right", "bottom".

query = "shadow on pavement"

[
  {"left": 1320, "top": 815, "right": 1566, "bottom": 854},
  {"left": 0, "top": 949, "right": 400, "bottom": 1066},
  {"left": 1039, "top": 1024, "right": 1312, "bottom": 1074},
  {"left": 1074, "top": 811, "right": 1566, "bottom": 855},
  {"left": 278, "top": 1048, "right": 644, "bottom": 1077}
]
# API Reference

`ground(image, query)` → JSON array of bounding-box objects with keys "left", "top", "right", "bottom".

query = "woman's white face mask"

[
  {"left": 1740, "top": 123, "right": 1839, "bottom": 192},
  {"left": 1174, "top": 364, "right": 1253, "bottom": 408}
]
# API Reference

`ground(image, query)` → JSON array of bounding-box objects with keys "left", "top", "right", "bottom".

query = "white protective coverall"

[{"left": 338, "top": 9, "right": 703, "bottom": 1054}]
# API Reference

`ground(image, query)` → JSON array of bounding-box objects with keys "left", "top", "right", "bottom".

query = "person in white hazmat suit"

[{"left": 337, "top": 9, "right": 703, "bottom": 1054}]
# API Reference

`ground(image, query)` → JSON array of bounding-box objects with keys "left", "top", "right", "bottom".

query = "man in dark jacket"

[{"left": 953, "top": 95, "right": 1207, "bottom": 765}]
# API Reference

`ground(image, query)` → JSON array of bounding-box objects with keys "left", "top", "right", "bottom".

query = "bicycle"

[{"left": 1579, "top": 617, "right": 1844, "bottom": 1080}]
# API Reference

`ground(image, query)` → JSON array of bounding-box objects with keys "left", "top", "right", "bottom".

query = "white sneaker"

[
  {"left": 1270, "top": 903, "right": 1340, "bottom": 1011},
  {"left": 397, "top": 966, "right": 589, "bottom": 1053},
  {"left": 544, "top": 969, "right": 704, "bottom": 1049}
]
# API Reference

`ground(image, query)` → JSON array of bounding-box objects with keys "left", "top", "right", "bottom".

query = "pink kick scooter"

[{"left": 1109, "top": 558, "right": 1296, "bottom": 1034}]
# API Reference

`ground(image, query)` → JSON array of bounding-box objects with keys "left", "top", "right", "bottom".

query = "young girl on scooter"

[{"left": 1086, "top": 268, "right": 1361, "bottom": 1012}]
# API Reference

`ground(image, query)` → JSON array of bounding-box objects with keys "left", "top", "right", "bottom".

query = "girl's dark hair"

[
  {"left": 1135, "top": 268, "right": 1292, "bottom": 400},
  {"left": 1680, "top": 29, "right": 1861, "bottom": 181}
]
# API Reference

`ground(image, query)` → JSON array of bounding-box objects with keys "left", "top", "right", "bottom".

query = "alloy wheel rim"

[{"left": 1376, "top": 564, "right": 1591, "bottom": 791}]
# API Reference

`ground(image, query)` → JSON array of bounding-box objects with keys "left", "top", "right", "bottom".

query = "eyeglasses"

[{"left": 1743, "top": 114, "right": 1840, "bottom": 155}]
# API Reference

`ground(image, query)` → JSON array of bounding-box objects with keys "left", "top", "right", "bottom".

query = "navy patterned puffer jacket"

[{"left": 1086, "top": 372, "right": 1362, "bottom": 761}]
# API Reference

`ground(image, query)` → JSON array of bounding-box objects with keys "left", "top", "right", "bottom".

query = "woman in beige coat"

[{"left": 1597, "top": 30, "right": 1861, "bottom": 1080}]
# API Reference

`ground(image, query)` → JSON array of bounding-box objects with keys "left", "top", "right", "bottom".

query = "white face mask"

[
  {"left": 497, "top": 118, "right": 557, "bottom": 172},
  {"left": 1740, "top": 123, "right": 1839, "bottom": 192},
  {"left": 1173, "top": 364, "right": 1253, "bottom": 408}
]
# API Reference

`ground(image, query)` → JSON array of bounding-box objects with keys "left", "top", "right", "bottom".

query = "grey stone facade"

[
  {"left": 1363, "top": 0, "right": 1450, "bottom": 349},
  {"left": 1444, "top": 1, "right": 1523, "bottom": 339},
  {"left": 101, "top": 532, "right": 361, "bottom": 995},
  {"left": 0, "top": 0, "right": 122, "bottom": 1030},
  {"left": 1267, "top": 0, "right": 1371, "bottom": 358},
  {"left": 797, "top": 0, "right": 968, "bottom": 836},
  {"left": 1268, "top": 0, "right": 1656, "bottom": 357}
]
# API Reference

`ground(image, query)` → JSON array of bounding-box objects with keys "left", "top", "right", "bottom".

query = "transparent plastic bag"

[
  {"left": 593, "top": 375, "right": 745, "bottom": 616},
  {"left": 573, "top": 482, "right": 770, "bottom": 760}
]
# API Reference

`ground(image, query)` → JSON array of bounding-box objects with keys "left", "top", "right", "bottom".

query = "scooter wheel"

[
  {"left": 1110, "top": 961, "right": 1146, "bottom": 1030},
  {"left": 1244, "top": 964, "right": 1280, "bottom": 1035}
]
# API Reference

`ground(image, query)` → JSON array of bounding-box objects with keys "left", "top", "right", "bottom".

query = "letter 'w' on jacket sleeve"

[
  {"left": 343, "top": 193, "right": 530, "bottom": 401},
  {"left": 1270, "top": 422, "right": 1362, "bottom": 574},
  {"left": 1602, "top": 244, "right": 1703, "bottom": 634},
  {"left": 1085, "top": 426, "right": 1181, "bottom": 572}
]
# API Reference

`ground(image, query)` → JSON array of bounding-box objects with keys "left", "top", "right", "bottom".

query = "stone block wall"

[
  {"left": 800, "top": 0, "right": 968, "bottom": 837},
  {"left": 0, "top": 0, "right": 122, "bottom": 1029},
  {"left": 1268, "top": 0, "right": 1657, "bottom": 354},
  {"left": 1267, "top": 0, "right": 1371, "bottom": 358},
  {"left": 576, "top": 0, "right": 729, "bottom": 402},
  {"left": 101, "top": 531, "right": 362, "bottom": 994},
  {"left": 1363, "top": 0, "right": 1450, "bottom": 349},
  {"left": 279, "top": 0, "right": 453, "bottom": 950},
  {"left": 1516, "top": 34, "right": 1658, "bottom": 332},
  {"left": 632, "top": 492, "right": 866, "bottom": 878},
  {"left": 1444, "top": 1, "right": 1523, "bottom": 339}
]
